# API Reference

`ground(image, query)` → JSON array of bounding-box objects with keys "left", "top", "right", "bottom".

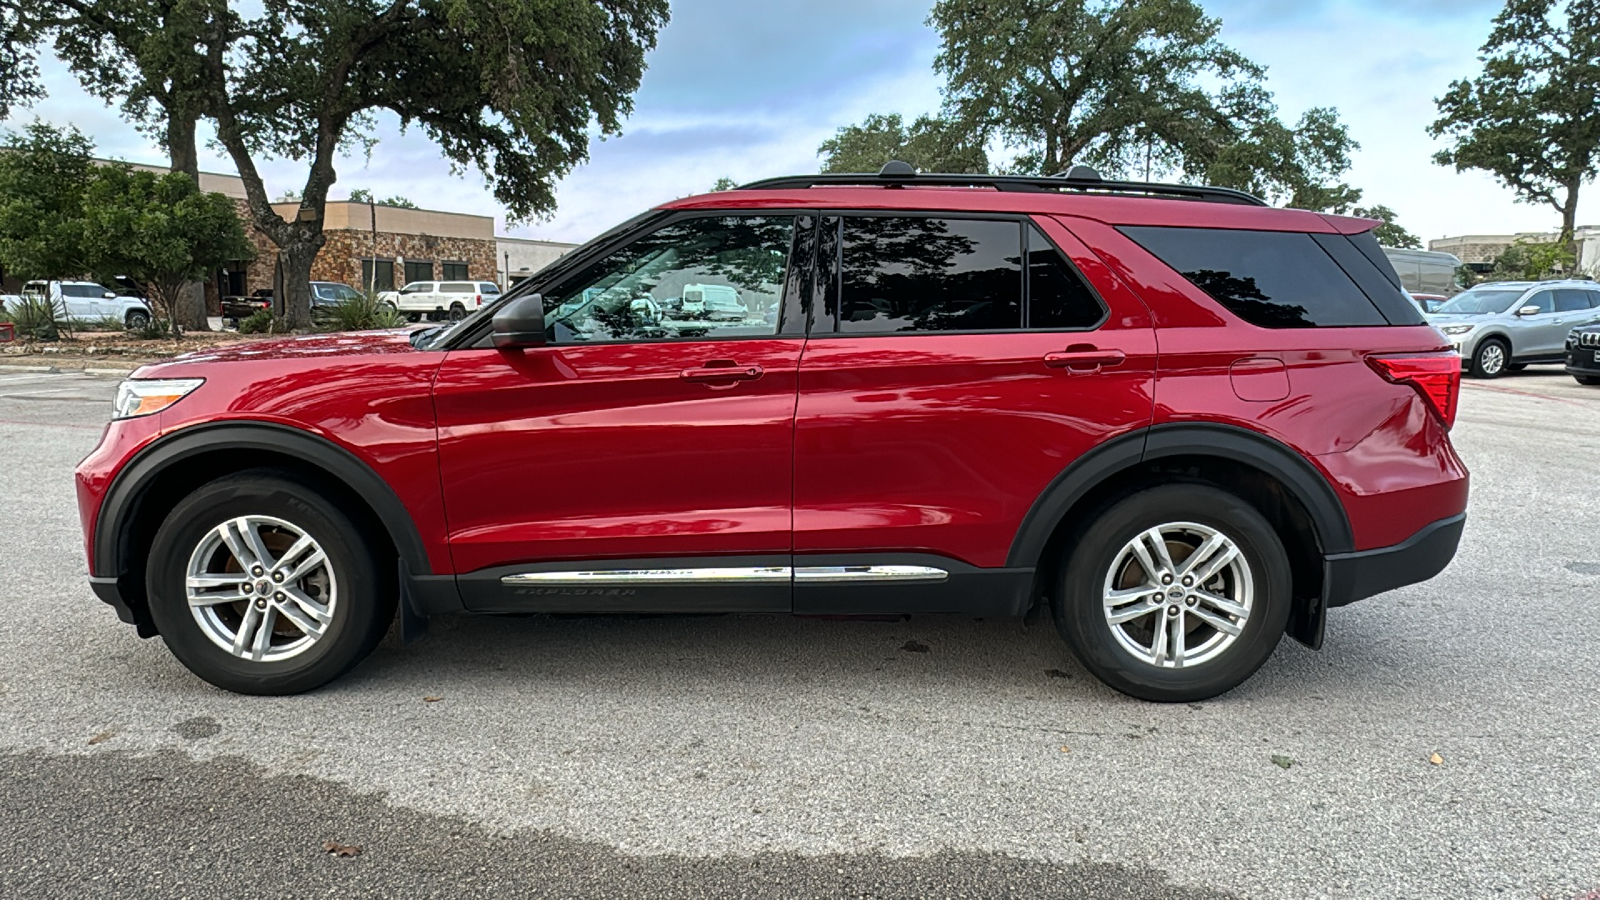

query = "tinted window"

[
  {"left": 1436, "top": 289, "right": 1524, "bottom": 315},
  {"left": 404, "top": 260, "right": 434, "bottom": 283},
  {"left": 1120, "top": 227, "right": 1387, "bottom": 328},
  {"left": 544, "top": 215, "right": 793, "bottom": 344},
  {"left": 1523, "top": 291, "right": 1554, "bottom": 314},
  {"left": 839, "top": 217, "right": 1021, "bottom": 333},
  {"left": 440, "top": 282, "right": 475, "bottom": 294},
  {"left": 63, "top": 284, "right": 105, "bottom": 298},
  {"left": 1313, "top": 233, "right": 1425, "bottom": 325},
  {"left": 361, "top": 259, "right": 394, "bottom": 292},
  {"left": 398, "top": 282, "right": 433, "bottom": 294},
  {"left": 480, "top": 282, "right": 501, "bottom": 295},
  {"left": 1026, "top": 225, "right": 1104, "bottom": 329},
  {"left": 441, "top": 262, "right": 470, "bottom": 280},
  {"left": 1555, "top": 289, "right": 1594, "bottom": 312}
]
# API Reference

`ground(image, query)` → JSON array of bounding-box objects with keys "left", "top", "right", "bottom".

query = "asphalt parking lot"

[{"left": 0, "top": 365, "right": 1596, "bottom": 899}]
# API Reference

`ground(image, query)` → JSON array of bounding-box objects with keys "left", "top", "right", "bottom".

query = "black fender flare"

[
  {"left": 1005, "top": 423, "right": 1354, "bottom": 569},
  {"left": 94, "top": 421, "right": 433, "bottom": 578}
]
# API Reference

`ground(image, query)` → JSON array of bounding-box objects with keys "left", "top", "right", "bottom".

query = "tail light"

[
  {"left": 475, "top": 293, "right": 482, "bottom": 307},
  {"left": 1366, "top": 353, "right": 1461, "bottom": 429}
]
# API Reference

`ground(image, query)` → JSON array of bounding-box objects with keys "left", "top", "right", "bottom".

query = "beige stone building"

[{"left": 1431, "top": 226, "right": 1600, "bottom": 276}]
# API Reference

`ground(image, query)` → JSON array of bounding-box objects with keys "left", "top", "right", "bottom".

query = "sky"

[{"left": 9, "top": 0, "right": 1589, "bottom": 247}]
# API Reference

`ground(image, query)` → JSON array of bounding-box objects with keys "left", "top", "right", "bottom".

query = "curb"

[{"left": 0, "top": 361, "right": 140, "bottom": 377}]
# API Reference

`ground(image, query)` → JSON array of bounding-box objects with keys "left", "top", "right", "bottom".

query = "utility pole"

[
  {"left": 503, "top": 250, "right": 510, "bottom": 288},
  {"left": 368, "top": 200, "right": 378, "bottom": 293}
]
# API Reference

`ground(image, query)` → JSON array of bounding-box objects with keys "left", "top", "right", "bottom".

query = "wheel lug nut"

[
  {"left": 254, "top": 599, "right": 266, "bottom": 609},
  {"left": 272, "top": 572, "right": 284, "bottom": 583},
  {"left": 1182, "top": 576, "right": 1193, "bottom": 586},
  {"left": 1167, "top": 605, "right": 1180, "bottom": 616},
  {"left": 274, "top": 592, "right": 284, "bottom": 601},
  {"left": 1186, "top": 596, "right": 1197, "bottom": 607},
  {"left": 1161, "top": 574, "right": 1173, "bottom": 585},
  {"left": 252, "top": 566, "right": 263, "bottom": 576},
  {"left": 242, "top": 583, "right": 253, "bottom": 593}
]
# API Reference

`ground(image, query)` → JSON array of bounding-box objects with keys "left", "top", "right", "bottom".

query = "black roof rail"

[{"left": 736, "top": 160, "right": 1267, "bottom": 207}]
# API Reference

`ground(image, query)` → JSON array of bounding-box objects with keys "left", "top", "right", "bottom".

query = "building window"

[
  {"left": 405, "top": 260, "right": 434, "bottom": 283},
  {"left": 361, "top": 259, "right": 395, "bottom": 293},
  {"left": 441, "top": 261, "right": 469, "bottom": 280}
]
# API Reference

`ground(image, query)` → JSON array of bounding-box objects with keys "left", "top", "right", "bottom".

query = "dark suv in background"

[{"left": 76, "top": 165, "right": 1469, "bottom": 702}]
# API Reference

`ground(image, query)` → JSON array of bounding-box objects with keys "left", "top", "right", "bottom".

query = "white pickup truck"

[
  {"left": 13, "top": 280, "right": 152, "bottom": 329},
  {"left": 378, "top": 280, "right": 501, "bottom": 321}
]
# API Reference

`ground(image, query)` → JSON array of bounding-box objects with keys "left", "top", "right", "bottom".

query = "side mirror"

[
  {"left": 104, "top": 291, "right": 116, "bottom": 299},
  {"left": 1516, "top": 305, "right": 1541, "bottom": 317},
  {"left": 492, "top": 292, "right": 545, "bottom": 349}
]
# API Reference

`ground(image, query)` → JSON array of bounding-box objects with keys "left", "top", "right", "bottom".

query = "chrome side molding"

[
  {"left": 793, "top": 565, "right": 949, "bottom": 583},
  {"left": 501, "top": 564, "right": 950, "bottom": 586},
  {"left": 502, "top": 567, "right": 791, "bottom": 586}
]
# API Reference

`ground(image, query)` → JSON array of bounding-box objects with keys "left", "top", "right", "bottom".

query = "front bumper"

[{"left": 1566, "top": 347, "right": 1600, "bottom": 376}]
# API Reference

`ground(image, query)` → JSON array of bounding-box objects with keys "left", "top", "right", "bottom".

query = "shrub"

[
  {"left": 237, "top": 308, "right": 278, "bottom": 334},
  {"left": 133, "top": 317, "right": 174, "bottom": 340},
  {"left": 69, "top": 315, "right": 126, "bottom": 332},
  {"left": 9, "top": 296, "right": 60, "bottom": 341},
  {"left": 318, "top": 292, "right": 406, "bottom": 332}
]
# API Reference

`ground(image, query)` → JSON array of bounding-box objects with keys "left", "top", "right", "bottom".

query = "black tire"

[
  {"left": 145, "top": 469, "right": 394, "bottom": 695},
  {"left": 1505, "top": 363, "right": 1528, "bottom": 373},
  {"left": 125, "top": 309, "right": 150, "bottom": 330},
  {"left": 1576, "top": 374, "right": 1600, "bottom": 386},
  {"left": 1052, "top": 483, "right": 1292, "bottom": 702},
  {"left": 1469, "top": 338, "right": 1509, "bottom": 378},
  {"left": 448, "top": 302, "right": 466, "bottom": 321}
]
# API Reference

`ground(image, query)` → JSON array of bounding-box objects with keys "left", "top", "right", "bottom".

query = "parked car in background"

[
  {"left": 1427, "top": 280, "right": 1600, "bottom": 377},
  {"left": 1410, "top": 293, "right": 1448, "bottom": 313},
  {"left": 311, "top": 282, "right": 364, "bottom": 310},
  {"left": 76, "top": 164, "right": 1468, "bottom": 703},
  {"left": 1384, "top": 247, "right": 1463, "bottom": 296},
  {"left": 18, "top": 280, "right": 151, "bottom": 329},
  {"left": 1566, "top": 323, "right": 1600, "bottom": 385},
  {"left": 221, "top": 289, "right": 273, "bottom": 324},
  {"left": 378, "top": 280, "right": 501, "bottom": 321}
]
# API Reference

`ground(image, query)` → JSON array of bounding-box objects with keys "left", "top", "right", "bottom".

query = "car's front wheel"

[
  {"left": 1469, "top": 338, "right": 1509, "bottom": 378},
  {"left": 145, "top": 470, "right": 393, "bottom": 695},
  {"left": 1575, "top": 374, "right": 1600, "bottom": 386},
  {"left": 1052, "top": 483, "right": 1291, "bottom": 702},
  {"left": 125, "top": 309, "right": 150, "bottom": 330}
]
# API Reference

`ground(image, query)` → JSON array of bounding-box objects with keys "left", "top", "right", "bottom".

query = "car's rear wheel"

[
  {"left": 145, "top": 470, "right": 393, "bottom": 695},
  {"left": 1575, "top": 374, "right": 1600, "bottom": 386},
  {"left": 448, "top": 302, "right": 466, "bottom": 321},
  {"left": 125, "top": 309, "right": 150, "bottom": 330},
  {"left": 1469, "top": 338, "right": 1509, "bottom": 378},
  {"left": 1052, "top": 483, "right": 1291, "bottom": 702}
]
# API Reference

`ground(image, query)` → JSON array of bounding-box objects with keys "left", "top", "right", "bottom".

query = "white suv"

[
  {"left": 15, "top": 280, "right": 151, "bottom": 329},
  {"left": 379, "top": 280, "right": 501, "bottom": 321}
]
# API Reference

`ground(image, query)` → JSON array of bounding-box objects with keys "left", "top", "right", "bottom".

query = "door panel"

[
  {"left": 792, "top": 216, "right": 1156, "bottom": 573},
  {"left": 434, "top": 338, "right": 803, "bottom": 576}
]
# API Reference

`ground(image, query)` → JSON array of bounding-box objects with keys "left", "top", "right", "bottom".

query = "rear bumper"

[{"left": 1323, "top": 513, "right": 1465, "bottom": 610}]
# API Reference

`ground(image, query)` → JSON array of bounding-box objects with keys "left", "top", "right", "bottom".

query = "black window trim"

[
  {"left": 465, "top": 207, "right": 819, "bottom": 349},
  {"left": 810, "top": 210, "right": 1109, "bottom": 340}
]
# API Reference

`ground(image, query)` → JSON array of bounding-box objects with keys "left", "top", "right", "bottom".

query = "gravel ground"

[{"left": 0, "top": 367, "right": 1596, "bottom": 900}]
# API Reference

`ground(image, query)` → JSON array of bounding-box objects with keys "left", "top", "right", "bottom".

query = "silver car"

[{"left": 1426, "top": 280, "right": 1600, "bottom": 378}]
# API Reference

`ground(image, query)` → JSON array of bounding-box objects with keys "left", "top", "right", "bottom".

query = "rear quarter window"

[
  {"left": 1119, "top": 226, "right": 1390, "bottom": 328},
  {"left": 440, "top": 282, "right": 475, "bottom": 294}
]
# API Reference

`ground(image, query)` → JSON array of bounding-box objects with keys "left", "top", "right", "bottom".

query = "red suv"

[{"left": 75, "top": 167, "right": 1469, "bottom": 702}]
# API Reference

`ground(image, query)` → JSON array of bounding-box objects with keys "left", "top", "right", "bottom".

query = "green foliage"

[
  {"left": 0, "top": 122, "right": 97, "bottom": 280},
  {"left": 133, "top": 317, "right": 174, "bottom": 340},
  {"left": 1351, "top": 205, "right": 1423, "bottom": 249},
  {"left": 317, "top": 292, "right": 407, "bottom": 333},
  {"left": 80, "top": 164, "right": 254, "bottom": 337},
  {"left": 1197, "top": 106, "right": 1362, "bottom": 211},
  {"left": 12, "top": 0, "right": 670, "bottom": 331},
  {"left": 68, "top": 315, "right": 128, "bottom": 333},
  {"left": 7, "top": 296, "right": 60, "bottom": 341},
  {"left": 1430, "top": 0, "right": 1600, "bottom": 239},
  {"left": 931, "top": 0, "right": 1265, "bottom": 176},
  {"left": 709, "top": 177, "right": 739, "bottom": 192},
  {"left": 236, "top": 308, "right": 279, "bottom": 334},
  {"left": 818, "top": 113, "right": 988, "bottom": 174},
  {"left": 1490, "top": 239, "right": 1577, "bottom": 280},
  {"left": 346, "top": 189, "right": 415, "bottom": 208}
]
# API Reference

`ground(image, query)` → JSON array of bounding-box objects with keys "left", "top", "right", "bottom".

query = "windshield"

[{"left": 1434, "top": 290, "right": 1524, "bottom": 315}]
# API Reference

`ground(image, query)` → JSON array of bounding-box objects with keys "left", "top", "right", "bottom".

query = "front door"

[
  {"left": 434, "top": 212, "right": 812, "bottom": 612},
  {"left": 791, "top": 214, "right": 1156, "bottom": 614},
  {"left": 1516, "top": 289, "right": 1561, "bottom": 356}
]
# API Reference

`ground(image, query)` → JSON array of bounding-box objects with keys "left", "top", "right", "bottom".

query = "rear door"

[
  {"left": 791, "top": 213, "right": 1156, "bottom": 614},
  {"left": 433, "top": 211, "right": 814, "bottom": 612}
]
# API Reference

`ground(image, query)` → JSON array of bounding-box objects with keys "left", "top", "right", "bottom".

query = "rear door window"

[
  {"left": 839, "top": 217, "right": 1022, "bottom": 333},
  {"left": 1026, "top": 225, "right": 1105, "bottom": 329},
  {"left": 1555, "top": 289, "right": 1594, "bottom": 312},
  {"left": 1120, "top": 226, "right": 1388, "bottom": 328}
]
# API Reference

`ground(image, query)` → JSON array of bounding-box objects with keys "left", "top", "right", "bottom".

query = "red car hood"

[{"left": 153, "top": 328, "right": 425, "bottom": 368}]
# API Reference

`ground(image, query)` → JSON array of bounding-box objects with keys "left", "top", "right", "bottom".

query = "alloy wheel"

[
  {"left": 1101, "top": 522, "right": 1254, "bottom": 668},
  {"left": 185, "top": 515, "right": 337, "bottom": 662},
  {"left": 1478, "top": 342, "right": 1505, "bottom": 376}
]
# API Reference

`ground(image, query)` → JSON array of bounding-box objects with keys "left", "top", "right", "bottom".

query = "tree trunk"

[
  {"left": 167, "top": 113, "right": 212, "bottom": 332},
  {"left": 276, "top": 239, "right": 318, "bottom": 331},
  {"left": 1561, "top": 181, "right": 1581, "bottom": 274}
]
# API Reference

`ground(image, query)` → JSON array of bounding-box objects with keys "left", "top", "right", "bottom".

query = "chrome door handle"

[{"left": 1044, "top": 346, "right": 1127, "bottom": 372}]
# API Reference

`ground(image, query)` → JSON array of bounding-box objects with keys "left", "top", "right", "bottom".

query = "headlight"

[
  {"left": 112, "top": 378, "right": 204, "bottom": 419},
  {"left": 1440, "top": 324, "right": 1475, "bottom": 336}
]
